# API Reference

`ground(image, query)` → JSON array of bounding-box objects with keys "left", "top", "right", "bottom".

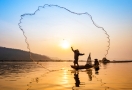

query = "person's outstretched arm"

[
  {"left": 79, "top": 53, "right": 85, "bottom": 55},
  {"left": 71, "top": 47, "right": 74, "bottom": 52}
]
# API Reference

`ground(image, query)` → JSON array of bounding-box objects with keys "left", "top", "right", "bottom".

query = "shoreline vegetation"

[{"left": 0, "top": 46, "right": 51, "bottom": 61}]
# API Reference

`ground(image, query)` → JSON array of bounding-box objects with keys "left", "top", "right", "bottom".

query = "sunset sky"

[{"left": 0, "top": 0, "right": 132, "bottom": 60}]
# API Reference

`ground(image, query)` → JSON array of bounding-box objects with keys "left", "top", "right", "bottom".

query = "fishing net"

[{"left": 18, "top": 4, "right": 110, "bottom": 70}]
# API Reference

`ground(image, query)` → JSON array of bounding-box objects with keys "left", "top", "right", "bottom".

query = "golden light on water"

[{"left": 62, "top": 70, "right": 68, "bottom": 83}]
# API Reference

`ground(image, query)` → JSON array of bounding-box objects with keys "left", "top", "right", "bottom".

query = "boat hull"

[{"left": 71, "top": 64, "right": 93, "bottom": 69}]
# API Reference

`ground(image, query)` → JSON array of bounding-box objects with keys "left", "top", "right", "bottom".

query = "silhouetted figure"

[
  {"left": 94, "top": 59, "right": 99, "bottom": 66},
  {"left": 74, "top": 71, "right": 80, "bottom": 87},
  {"left": 94, "top": 59, "right": 100, "bottom": 75},
  {"left": 71, "top": 47, "right": 84, "bottom": 66}
]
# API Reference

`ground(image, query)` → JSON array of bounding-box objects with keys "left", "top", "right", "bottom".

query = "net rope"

[{"left": 18, "top": 4, "right": 110, "bottom": 70}]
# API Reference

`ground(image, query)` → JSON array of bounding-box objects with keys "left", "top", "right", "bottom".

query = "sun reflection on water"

[
  {"left": 62, "top": 70, "right": 69, "bottom": 84},
  {"left": 0, "top": 62, "right": 132, "bottom": 90}
]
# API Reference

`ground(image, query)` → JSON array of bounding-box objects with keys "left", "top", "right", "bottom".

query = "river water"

[{"left": 0, "top": 62, "right": 132, "bottom": 90}]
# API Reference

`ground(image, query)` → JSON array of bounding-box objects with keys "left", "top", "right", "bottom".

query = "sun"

[{"left": 60, "top": 39, "right": 70, "bottom": 49}]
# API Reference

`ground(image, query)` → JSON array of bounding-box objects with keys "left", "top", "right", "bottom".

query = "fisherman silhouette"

[
  {"left": 94, "top": 59, "right": 100, "bottom": 75},
  {"left": 94, "top": 59, "right": 99, "bottom": 66},
  {"left": 71, "top": 47, "right": 85, "bottom": 66}
]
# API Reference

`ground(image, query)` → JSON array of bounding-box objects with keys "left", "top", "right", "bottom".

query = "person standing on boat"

[
  {"left": 94, "top": 59, "right": 100, "bottom": 74},
  {"left": 71, "top": 47, "right": 85, "bottom": 66},
  {"left": 94, "top": 59, "right": 99, "bottom": 66}
]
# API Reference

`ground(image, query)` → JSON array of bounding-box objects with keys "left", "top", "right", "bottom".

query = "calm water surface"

[{"left": 0, "top": 62, "right": 132, "bottom": 90}]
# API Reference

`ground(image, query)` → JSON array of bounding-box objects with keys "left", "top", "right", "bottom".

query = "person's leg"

[
  {"left": 77, "top": 62, "right": 79, "bottom": 66},
  {"left": 74, "top": 60, "right": 75, "bottom": 66},
  {"left": 77, "top": 59, "right": 79, "bottom": 66},
  {"left": 74, "top": 59, "right": 77, "bottom": 66}
]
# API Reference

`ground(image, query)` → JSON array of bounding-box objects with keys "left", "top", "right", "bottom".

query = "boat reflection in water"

[
  {"left": 73, "top": 64, "right": 100, "bottom": 88},
  {"left": 73, "top": 70, "right": 80, "bottom": 87},
  {"left": 86, "top": 68, "right": 92, "bottom": 81},
  {"left": 94, "top": 65, "right": 100, "bottom": 75}
]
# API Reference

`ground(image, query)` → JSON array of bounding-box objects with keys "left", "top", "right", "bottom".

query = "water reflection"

[
  {"left": 102, "top": 62, "right": 109, "bottom": 69},
  {"left": 73, "top": 68, "right": 94, "bottom": 88},
  {"left": 0, "top": 62, "right": 132, "bottom": 90},
  {"left": 94, "top": 65, "right": 100, "bottom": 75},
  {"left": 35, "top": 77, "right": 39, "bottom": 83},
  {"left": 72, "top": 65, "right": 100, "bottom": 88},
  {"left": 0, "top": 62, "right": 42, "bottom": 77},
  {"left": 74, "top": 70, "right": 80, "bottom": 87},
  {"left": 86, "top": 69, "right": 92, "bottom": 81}
]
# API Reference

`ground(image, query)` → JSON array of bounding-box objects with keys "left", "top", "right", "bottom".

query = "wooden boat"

[
  {"left": 71, "top": 64, "right": 93, "bottom": 69},
  {"left": 71, "top": 53, "right": 98, "bottom": 70}
]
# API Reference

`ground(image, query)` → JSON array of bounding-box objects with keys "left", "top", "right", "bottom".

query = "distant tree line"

[{"left": 0, "top": 46, "right": 51, "bottom": 62}]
